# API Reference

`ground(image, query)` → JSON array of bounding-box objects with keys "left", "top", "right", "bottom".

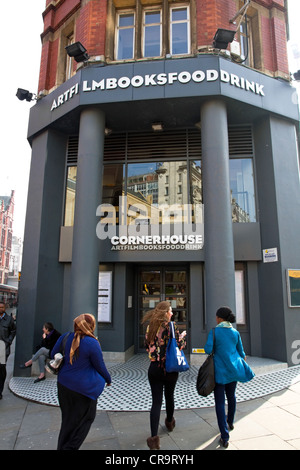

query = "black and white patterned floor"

[{"left": 9, "top": 355, "right": 300, "bottom": 411}]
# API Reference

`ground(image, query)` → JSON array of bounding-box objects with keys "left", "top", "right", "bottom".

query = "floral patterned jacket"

[{"left": 145, "top": 321, "right": 186, "bottom": 367}]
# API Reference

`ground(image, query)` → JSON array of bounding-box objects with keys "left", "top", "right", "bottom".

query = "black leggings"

[
  {"left": 148, "top": 361, "right": 178, "bottom": 437},
  {"left": 57, "top": 382, "right": 97, "bottom": 450}
]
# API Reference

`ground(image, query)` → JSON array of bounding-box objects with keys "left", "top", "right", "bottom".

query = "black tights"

[{"left": 148, "top": 361, "right": 178, "bottom": 437}]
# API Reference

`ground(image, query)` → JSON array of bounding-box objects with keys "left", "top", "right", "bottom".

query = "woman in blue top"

[
  {"left": 205, "top": 307, "right": 254, "bottom": 448},
  {"left": 51, "top": 313, "right": 111, "bottom": 450}
]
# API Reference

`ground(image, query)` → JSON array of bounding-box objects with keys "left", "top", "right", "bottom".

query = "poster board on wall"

[
  {"left": 98, "top": 271, "right": 112, "bottom": 322},
  {"left": 286, "top": 269, "right": 300, "bottom": 308}
]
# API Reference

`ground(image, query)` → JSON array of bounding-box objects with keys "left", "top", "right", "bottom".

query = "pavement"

[{"left": 2, "top": 342, "right": 300, "bottom": 452}]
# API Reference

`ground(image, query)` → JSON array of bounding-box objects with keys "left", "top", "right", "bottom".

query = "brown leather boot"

[
  {"left": 165, "top": 417, "right": 176, "bottom": 432},
  {"left": 147, "top": 436, "right": 160, "bottom": 450}
]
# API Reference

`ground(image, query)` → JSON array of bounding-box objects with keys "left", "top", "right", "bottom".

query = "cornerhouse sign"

[{"left": 50, "top": 67, "right": 265, "bottom": 111}]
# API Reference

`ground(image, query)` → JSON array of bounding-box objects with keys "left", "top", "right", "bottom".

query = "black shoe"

[
  {"left": 0, "top": 393, "right": 2, "bottom": 399},
  {"left": 219, "top": 438, "right": 229, "bottom": 448},
  {"left": 34, "top": 376, "right": 46, "bottom": 383},
  {"left": 19, "top": 363, "right": 32, "bottom": 369},
  {"left": 227, "top": 421, "right": 234, "bottom": 430}
]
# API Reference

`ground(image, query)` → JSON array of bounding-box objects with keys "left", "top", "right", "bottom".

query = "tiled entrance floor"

[{"left": 9, "top": 354, "right": 300, "bottom": 411}]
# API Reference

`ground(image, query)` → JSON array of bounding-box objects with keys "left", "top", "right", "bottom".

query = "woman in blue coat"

[
  {"left": 51, "top": 314, "right": 111, "bottom": 450},
  {"left": 205, "top": 307, "right": 254, "bottom": 448}
]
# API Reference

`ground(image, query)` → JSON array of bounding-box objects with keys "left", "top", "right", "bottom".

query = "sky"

[{"left": 0, "top": 0, "right": 300, "bottom": 239}]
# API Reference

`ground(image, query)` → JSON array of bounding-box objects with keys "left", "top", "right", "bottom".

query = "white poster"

[
  {"left": 263, "top": 248, "right": 278, "bottom": 263},
  {"left": 98, "top": 271, "right": 112, "bottom": 322}
]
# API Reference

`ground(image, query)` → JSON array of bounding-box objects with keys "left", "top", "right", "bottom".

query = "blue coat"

[
  {"left": 204, "top": 324, "right": 254, "bottom": 385},
  {"left": 51, "top": 332, "right": 111, "bottom": 400}
]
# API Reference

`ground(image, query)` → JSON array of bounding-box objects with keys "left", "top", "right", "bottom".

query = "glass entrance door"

[{"left": 138, "top": 267, "right": 188, "bottom": 352}]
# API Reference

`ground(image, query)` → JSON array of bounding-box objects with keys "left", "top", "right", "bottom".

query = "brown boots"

[
  {"left": 165, "top": 417, "right": 176, "bottom": 432},
  {"left": 147, "top": 417, "right": 175, "bottom": 449},
  {"left": 147, "top": 435, "right": 160, "bottom": 450}
]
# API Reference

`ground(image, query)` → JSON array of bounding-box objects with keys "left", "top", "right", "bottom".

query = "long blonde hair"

[{"left": 141, "top": 301, "right": 171, "bottom": 344}]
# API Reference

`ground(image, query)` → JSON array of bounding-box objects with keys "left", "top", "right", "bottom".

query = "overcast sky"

[{"left": 0, "top": 0, "right": 299, "bottom": 239}]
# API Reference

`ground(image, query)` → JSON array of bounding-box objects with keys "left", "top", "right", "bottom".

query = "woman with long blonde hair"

[{"left": 142, "top": 301, "right": 186, "bottom": 450}]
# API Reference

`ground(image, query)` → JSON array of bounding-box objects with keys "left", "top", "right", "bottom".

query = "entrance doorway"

[{"left": 137, "top": 266, "right": 188, "bottom": 352}]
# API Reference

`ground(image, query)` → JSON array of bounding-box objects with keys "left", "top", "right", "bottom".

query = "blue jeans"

[{"left": 213, "top": 382, "right": 237, "bottom": 442}]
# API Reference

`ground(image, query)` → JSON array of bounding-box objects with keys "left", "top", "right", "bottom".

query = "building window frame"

[
  {"left": 112, "top": 1, "right": 191, "bottom": 61},
  {"left": 237, "top": 17, "right": 254, "bottom": 67},
  {"left": 115, "top": 10, "right": 136, "bottom": 60},
  {"left": 169, "top": 4, "right": 190, "bottom": 56},
  {"left": 142, "top": 8, "right": 162, "bottom": 58}
]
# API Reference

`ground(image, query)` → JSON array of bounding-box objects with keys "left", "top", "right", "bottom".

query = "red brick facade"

[
  {"left": 38, "top": 0, "right": 290, "bottom": 94},
  {"left": 0, "top": 191, "right": 14, "bottom": 285}
]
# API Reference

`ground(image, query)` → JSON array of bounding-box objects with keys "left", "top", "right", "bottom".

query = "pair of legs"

[
  {"left": 24, "top": 347, "right": 50, "bottom": 379},
  {"left": 0, "top": 364, "right": 7, "bottom": 398},
  {"left": 214, "top": 381, "right": 237, "bottom": 443},
  {"left": 148, "top": 361, "right": 178, "bottom": 437},
  {"left": 57, "top": 382, "right": 97, "bottom": 450}
]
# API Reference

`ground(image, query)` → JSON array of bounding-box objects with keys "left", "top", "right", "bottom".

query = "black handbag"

[{"left": 196, "top": 329, "right": 215, "bottom": 397}]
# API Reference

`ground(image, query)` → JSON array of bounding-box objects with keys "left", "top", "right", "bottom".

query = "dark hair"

[
  {"left": 216, "top": 307, "right": 236, "bottom": 323},
  {"left": 44, "top": 322, "right": 54, "bottom": 332}
]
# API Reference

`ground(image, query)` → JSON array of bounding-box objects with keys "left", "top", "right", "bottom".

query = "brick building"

[
  {"left": 0, "top": 191, "right": 14, "bottom": 285},
  {"left": 15, "top": 0, "right": 300, "bottom": 374}
]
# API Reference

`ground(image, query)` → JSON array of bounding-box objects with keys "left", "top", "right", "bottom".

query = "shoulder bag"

[
  {"left": 196, "top": 328, "right": 215, "bottom": 397},
  {"left": 165, "top": 322, "right": 189, "bottom": 373}
]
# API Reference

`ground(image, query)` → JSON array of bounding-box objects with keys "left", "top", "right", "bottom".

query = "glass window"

[
  {"left": 65, "top": 34, "right": 74, "bottom": 80},
  {"left": 143, "top": 10, "right": 162, "bottom": 57},
  {"left": 230, "top": 159, "right": 256, "bottom": 222},
  {"left": 170, "top": 6, "right": 190, "bottom": 55},
  {"left": 116, "top": 12, "right": 135, "bottom": 60},
  {"left": 64, "top": 166, "right": 77, "bottom": 226},
  {"left": 239, "top": 19, "right": 253, "bottom": 67},
  {"left": 102, "top": 164, "right": 125, "bottom": 206},
  {"left": 190, "top": 160, "right": 202, "bottom": 204},
  {"left": 235, "top": 267, "right": 246, "bottom": 325}
]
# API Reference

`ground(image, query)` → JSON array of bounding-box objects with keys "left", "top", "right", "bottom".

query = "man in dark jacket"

[{"left": 0, "top": 301, "right": 16, "bottom": 398}]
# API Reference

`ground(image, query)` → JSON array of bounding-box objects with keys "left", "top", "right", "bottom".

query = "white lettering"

[
  {"left": 220, "top": 70, "right": 230, "bottom": 82},
  {"left": 178, "top": 71, "right": 191, "bottom": 83},
  {"left": 118, "top": 76, "right": 131, "bottom": 88},
  {"left": 157, "top": 73, "right": 168, "bottom": 85},
  {"left": 92, "top": 79, "right": 105, "bottom": 90},
  {"left": 207, "top": 69, "right": 219, "bottom": 81},
  {"left": 168, "top": 72, "right": 178, "bottom": 84},
  {"left": 52, "top": 67, "right": 267, "bottom": 111},
  {"left": 231, "top": 74, "right": 240, "bottom": 88},
  {"left": 131, "top": 75, "right": 144, "bottom": 87},
  {"left": 256, "top": 83, "right": 265, "bottom": 96},
  {"left": 192, "top": 70, "right": 206, "bottom": 82},
  {"left": 145, "top": 74, "right": 157, "bottom": 86},
  {"left": 106, "top": 77, "right": 117, "bottom": 89},
  {"left": 83, "top": 80, "right": 91, "bottom": 92}
]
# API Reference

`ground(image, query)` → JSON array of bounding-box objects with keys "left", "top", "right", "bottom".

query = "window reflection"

[
  {"left": 143, "top": 11, "right": 161, "bottom": 57},
  {"left": 230, "top": 159, "right": 256, "bottom": 222},
  {"left": 64, "top": 156, "right": 256, "bottom": 227},
  {"left": 170, "top": 7, "right": 190, "bottom": 55},
  {"left": 117, "top": 13, "right": 135, "bottom": 60},
  {"left": 64, "top": 166, "right": 77, "bottom": 226}
]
